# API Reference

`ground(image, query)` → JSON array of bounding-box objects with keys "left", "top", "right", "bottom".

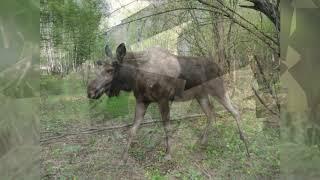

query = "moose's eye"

[{"left": 106, "top": 69, "right": 113, "bottom": 74}]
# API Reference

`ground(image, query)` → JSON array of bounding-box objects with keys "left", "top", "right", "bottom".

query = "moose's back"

[
  {"left": 123, "top": 47, "right": 223, "bottom": 93},
  {"left": 126, "top": 47, "right": 222, "bottom": 82},
  {"left": 176, "top": 56, "right": 223, "bottom": 90}
]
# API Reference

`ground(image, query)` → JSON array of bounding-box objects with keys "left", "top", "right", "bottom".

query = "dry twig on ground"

[{"left": 40, "top": 114, "right": 206, "bottom": 143}]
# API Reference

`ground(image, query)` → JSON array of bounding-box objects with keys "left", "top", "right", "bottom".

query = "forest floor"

[{"left": 40, "top": 67, "right": 280, "bottom": 180}]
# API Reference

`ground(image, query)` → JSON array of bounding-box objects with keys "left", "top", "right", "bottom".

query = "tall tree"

[
  {"left": 41, "top": 0, "right": 104, "bottom": 74},
  {"left": 240, "top": 0, "right": 280, "bottom": 32}
]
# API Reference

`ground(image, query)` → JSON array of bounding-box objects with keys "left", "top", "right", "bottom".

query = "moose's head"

[{"left": 87, "top": 43, "right": 127, "bottom": 99}]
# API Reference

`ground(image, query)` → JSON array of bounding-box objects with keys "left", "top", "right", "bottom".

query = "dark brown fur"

[{"left": 87, "top": 43, "right": 249, "bottom": 163}]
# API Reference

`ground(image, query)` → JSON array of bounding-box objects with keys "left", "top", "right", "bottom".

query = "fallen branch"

[
  {"left": 194, "top": 162, "right": 213, "bottom": 180},
  {"left": 41, "top": 111, "right": 253, "bottom": 158},
  {"left": 40, "top": 114, "right": 206, "bottom": 143}
]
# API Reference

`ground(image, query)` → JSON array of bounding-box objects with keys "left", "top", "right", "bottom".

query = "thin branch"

[
  {"left": 16, "top": 58, "right": 31, "bottom": 87},
  {"left": 196, "top": 0, "right": 278, "bottom": 54},
  {"left": 224, "top": 14, "right": 278, "bottom": 53},
  {"left": 40, "top": 114, "right": 206, "bottom": 143},
  {"left": 239, "top": 5, "right": 256, "bottom": 9},
  {"left": 105, "top": 0, "right": 138, "bottom": 17},
  {"left": 0, "top": 17, "right": 9, "bottom": 48},
  {"left": 198, "top": 0, "right": 278, "bottom": 46},
  {"left": 104, "top": 7, "right": 219, "bottom": 33},
  {"left": 188, "top": 6, "right": 208, "bottom": 56},
  {"left": 194, "top": 162, "right": 213, "bottom": 180},
  {"left": 218, "top": 0, "right": 276, "bottom": 42},
  {"left": 252, "top": 86, "right": 279, "bottom": 117},
  {"left": 253, "top": 55, "right": 280, "bottom": 112},
  {"left": 105, "top": 5, "right": 278, "bottom": 54}
]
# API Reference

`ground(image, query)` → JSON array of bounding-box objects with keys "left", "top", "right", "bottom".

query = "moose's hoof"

[
  {"left": 121, "top": 158, "right": 128, "bottom": 165},
  {"left": 197, "top": 134, "right": 208, "bottom": 147},
  {"left": 200, "top": 137, "right": 208, "bottom": 146},
  {"left": 121, "top": 152, "right": 129, "bottom": 165},
  {"left": 239, "top": 132, "right": 245, "bottom": 141},
  {"left": 164, "top": 154, "right": 172, "bottom": 161}
]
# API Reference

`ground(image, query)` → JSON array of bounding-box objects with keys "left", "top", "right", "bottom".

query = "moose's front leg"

[
  {"left": 158, "top": 100, "right": 173, "bottom": 161},
  {"left": 122, "top": 100, "right": 149, "bottom": 163}
]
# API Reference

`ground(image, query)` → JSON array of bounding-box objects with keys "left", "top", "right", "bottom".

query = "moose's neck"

[
  {"left": 109, "top": 63, "right": 137, "bottom": 96},
  {"left": 119, "top": 64, "right": 137, "bottom": 90}
]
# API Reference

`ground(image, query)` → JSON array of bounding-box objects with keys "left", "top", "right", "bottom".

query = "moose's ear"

[
  {"left": 116, "top": 43, "right": 126, "bottom": 63},
  {"left": 105, "top": 44, "right": 113, "bottom": 58}
]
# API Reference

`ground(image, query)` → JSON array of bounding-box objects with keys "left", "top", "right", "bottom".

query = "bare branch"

[
  {"left": 0, "top": 17, "right": 9, "bottom": 48},
  {"left": 105, "top": 0, "right": 138, "bottom": 17},
  {"left": 105, "top": 4, "right": 278, "bottom": 54},
  {"left": 199, "top": 0, "right": 278, "bottom": 46},
  {"left": 105, "top": 7, "right": 220, "bottom": 32},
  {"left": 239, "top": 5, "right": 256, "bottom": 9},
  {"left": 40, "top": 114, "right": 207, "bottom": 143},
  {"left": 253, "top": 55, "right": 280, "bottom": 112},
  {"left": 252, "top": 86, "right": 280, "bottom": 117}
]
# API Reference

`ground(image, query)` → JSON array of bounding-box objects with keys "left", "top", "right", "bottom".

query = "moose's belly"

[
  {"left": 179, "top": 72, "right": 220, "bottom": 90},
  {"left": 133, "top": 64, "right": 221, "bottom": 102},
  {"left": 134, "top": 71, "right": 186, "bottom": 102}
]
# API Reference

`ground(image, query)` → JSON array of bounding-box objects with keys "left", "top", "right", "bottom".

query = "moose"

[{"left": 87, "top": 43, "right": 249, "bottom": 163}]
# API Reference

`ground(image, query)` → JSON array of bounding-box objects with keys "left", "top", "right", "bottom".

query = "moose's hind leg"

[
  {"left": 196, "top": 95, "right": 215, "bottom": 146},
  {"left": 214, "top": 92, "right": 250, "bottom": 157}
]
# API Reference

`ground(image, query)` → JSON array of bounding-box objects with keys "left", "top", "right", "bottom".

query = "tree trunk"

[
  {"left": 211, "top": 11, "right": 228, "bottom": 73},
  {"left": 240, "top": 0, "right": 280, "bottom": 32}
]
